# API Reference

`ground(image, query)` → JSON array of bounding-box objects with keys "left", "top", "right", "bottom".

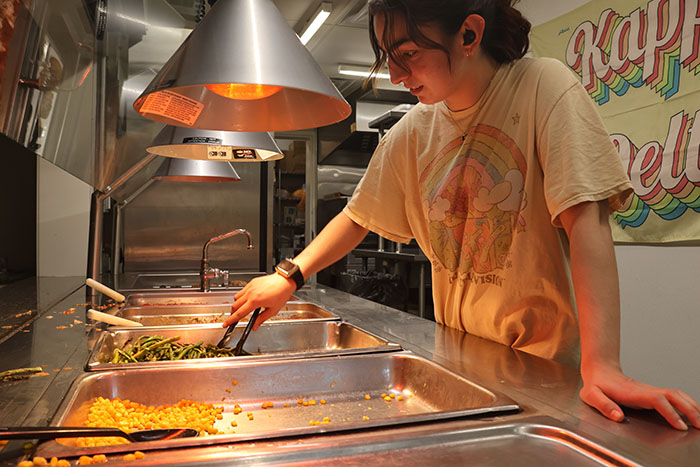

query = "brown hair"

[{"left": 367, "top": 0, "right": 531, "bottom": 79}]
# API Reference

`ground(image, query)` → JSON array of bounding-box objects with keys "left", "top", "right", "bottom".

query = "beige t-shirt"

[{"left": 344, "top": 57, "right": 633, "bottom": 366}]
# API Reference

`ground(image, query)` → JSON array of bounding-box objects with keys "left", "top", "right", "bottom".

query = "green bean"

[
  {"left": 108, "top": 334, "right": 248, "bottom": 363},
  {"left": 117, "top": 349, "right": 137, "bottom": 363},
  {"left": 132, "top": 336, "right": 180, "bottom": 359},
  {"left": 0, "top": 367, "right": 43, "bottom": 382},
  {"left": 174, "top": 344, "right": 193, "bottom": 360}
]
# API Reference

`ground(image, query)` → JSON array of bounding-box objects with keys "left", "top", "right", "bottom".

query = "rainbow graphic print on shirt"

[{"left": 419, "top": 124, "right": 528, "bottom": 280}]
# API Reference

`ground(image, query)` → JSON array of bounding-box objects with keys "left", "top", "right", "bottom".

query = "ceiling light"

[
  {"left": 146, "top": 126, "right": 284, "bottom": 162},
  {"left": 299, "top": 2, "right": 332, "bottom": 45},
  {"left": 338, "top": 64, "right": 391, "bottom": 80},
  {"left": 152, "top": 158, "right": 241, "bottom": 182},
  {"left": 133, "top": 0, "right": 350, "bottom": 132}
]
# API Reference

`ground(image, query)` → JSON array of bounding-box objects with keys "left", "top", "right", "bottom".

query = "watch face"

[{"left": 276, "top": 259, "right": 298, "bottom": 277}]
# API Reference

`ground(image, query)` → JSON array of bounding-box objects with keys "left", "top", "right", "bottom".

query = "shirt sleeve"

[
  {"left": 535, "top": 60, "right": 634, "bottom": 226},
  {"left": 343, "top": 130, "right": 415, "bottom": 243}
]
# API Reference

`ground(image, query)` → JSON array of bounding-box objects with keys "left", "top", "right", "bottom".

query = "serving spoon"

[
  {"left": 85, "top": 278, "right": 126, "bottom": 303},
  {"left": 0, "top": 427, "right": 198, "bottom": 442},
  {"left": 87, "top": 309, "right": 143, "bottom": 327}
]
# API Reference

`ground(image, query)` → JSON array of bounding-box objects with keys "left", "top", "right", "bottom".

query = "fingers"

[
  {"left": 580, "top": 385, "right": 625, "bottom": 422},
  {"left": 667, "top": 390, "right": 700, "bottom": 430},
  {"left": 233, "top": 288, "right": 244, "bottom": 301},
  {"left": 226, "top": 275, "right": 292, "bottom": 327},
  {"left": 582, "top": 377, "right": 700, "bottom": 430},
  {"left": 232, "top": 286, "right": 249, "bottom": 312},
  {"left": 609, "top": 386, "right": 698, "bottom": 430},
  {"left": 224, "top": 299, "right": 258, "bottom": 327},
  {"left": 646, "top": 392, "right": 689, "bottom": 431}
]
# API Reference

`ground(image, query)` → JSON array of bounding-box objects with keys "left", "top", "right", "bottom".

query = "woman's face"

[{"left": 373, "top": 13, "right": 465, "bottom": 105}]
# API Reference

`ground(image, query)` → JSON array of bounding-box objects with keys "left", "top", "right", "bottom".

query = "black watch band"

[{"left": 287, "top": 268, "right": 304, "bottom": 291}]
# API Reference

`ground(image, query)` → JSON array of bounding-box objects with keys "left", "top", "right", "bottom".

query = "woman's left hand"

[{"left": 580, "top": 362, "right": 700, "bottom": 430}]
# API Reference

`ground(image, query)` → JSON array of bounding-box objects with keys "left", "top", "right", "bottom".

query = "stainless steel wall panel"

[{"left": 122, "top": 163, "right": 264, "bottom": 272}]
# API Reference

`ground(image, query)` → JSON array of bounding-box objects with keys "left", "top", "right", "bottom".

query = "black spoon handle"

[{"left": 0, "top": 426, "right": 133, "bottom": 441}]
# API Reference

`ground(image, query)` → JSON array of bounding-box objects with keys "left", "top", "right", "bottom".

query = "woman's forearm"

[{"left": 559, "top": 200, "right": 621, "bottom": 372}]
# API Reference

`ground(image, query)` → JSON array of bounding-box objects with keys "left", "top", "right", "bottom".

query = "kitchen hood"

[{"left": 321, "top": 94, "right": 415, "bottom": 167}]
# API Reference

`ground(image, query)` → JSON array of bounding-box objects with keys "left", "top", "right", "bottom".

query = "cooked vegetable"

[
  {"left": 107, "top": 335, "right": 248, "bottom": 364},
  {"left": 77, "top": 397, "right": 222, "bottom": 447},
  {"left": 0, "top": 367, "right": 43, "bottom": 382}
]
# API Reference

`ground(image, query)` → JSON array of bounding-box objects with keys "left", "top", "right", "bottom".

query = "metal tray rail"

[
  {"left": 86, "top": 321, "right": 402, "bottom": 370},
  {"left": 115, "top": 302, "right": 336, "bottom": 327},
  {"left": 42, "top": 352, "right": 519, "bottom": 457},
  {"left": 121, "top": 291, "right": 303, "bottom": 308}
]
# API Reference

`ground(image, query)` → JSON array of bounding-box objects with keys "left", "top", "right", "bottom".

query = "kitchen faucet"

[{"left": 200, "top": 229, "right": 253, "bottom": 292}]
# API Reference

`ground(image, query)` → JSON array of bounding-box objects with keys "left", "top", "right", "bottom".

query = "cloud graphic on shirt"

[
  {"left": 473, "top": 183, "right": 508, "bottom": 213},
  {"left": 472, "top": 169, "right": 525, "bottom": 214},
  {"left": 498, "top": 169, "right": 525, "bottom": 212},
  {"left": 427, "top": 196, "right": 451, "bottom": 222}
]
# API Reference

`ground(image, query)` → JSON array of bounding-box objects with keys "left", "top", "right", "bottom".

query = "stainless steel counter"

[{"left": 0, "top": 277, "right": 698, "bottom": 466}]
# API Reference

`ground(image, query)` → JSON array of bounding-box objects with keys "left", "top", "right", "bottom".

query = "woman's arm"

[
  {"left": 559, "top": 200, "right": 700, "bottom": 430},
  {"left": 225, "top": 211, "right": 369, "bottom": 328}
]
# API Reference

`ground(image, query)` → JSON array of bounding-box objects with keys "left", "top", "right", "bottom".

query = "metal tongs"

[{"left": 216, "top": 308, "right": 260, "bottom": 356}]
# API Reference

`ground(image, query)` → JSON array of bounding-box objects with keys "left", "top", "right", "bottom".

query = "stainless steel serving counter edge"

[{"left": 0, "top": 277, "right": 697, "bottom": 466}]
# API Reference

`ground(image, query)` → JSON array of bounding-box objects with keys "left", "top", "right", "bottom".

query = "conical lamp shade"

[
  {"left": 153, "top": 158, "right": 241, "bottom": 182},
  {"left": 133, "top": 0, "right": 351, "bottom": 132},
  {"left": 147, "top": 126, "right": 284, "bottom": 162}
]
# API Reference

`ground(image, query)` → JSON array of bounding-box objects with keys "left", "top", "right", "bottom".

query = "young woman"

[{"left": 226, "top": 0, "right": 700, "bottom": 430}]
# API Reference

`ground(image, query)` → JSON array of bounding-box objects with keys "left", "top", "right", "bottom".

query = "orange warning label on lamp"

[{"left": 140, "top": 90, "right": 204, "bottom": 126}]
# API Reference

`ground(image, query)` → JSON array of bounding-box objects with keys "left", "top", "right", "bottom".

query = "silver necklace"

[
  {"left": 445, "top": 66, "right": 500, "bottom": 142},
  {"left": 447, "top": 111, "right": 469, "bottom": 141}
]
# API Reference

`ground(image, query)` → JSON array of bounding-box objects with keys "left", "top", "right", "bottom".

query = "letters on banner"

[{"left": 531, "top": 0, "right": 700, "bottom": 242}]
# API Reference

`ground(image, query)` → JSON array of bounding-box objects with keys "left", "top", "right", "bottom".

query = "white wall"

[
  {"left": 519, "top": 0, "right": 699, "bottom": 401},
  {"left": 37, "top": 157, "right": 91, "bottom": 277},
  {"left": 518, "top": 0, "right": 591, "bottom": 26},
  {"left": 616, "top": 246, "right": 700, "bottom": 400}
]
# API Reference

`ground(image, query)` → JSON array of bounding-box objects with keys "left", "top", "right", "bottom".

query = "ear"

[{"left": 460, "top": 14, "right": 486, "bottom": 52}]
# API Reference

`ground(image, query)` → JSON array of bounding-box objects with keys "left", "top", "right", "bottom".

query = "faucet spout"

[{"left": 200, "top": 229, "right": 254, "bottom": 292}]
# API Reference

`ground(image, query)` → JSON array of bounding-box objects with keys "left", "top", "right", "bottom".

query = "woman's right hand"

[
  {"left": 223, "top": 213, "right": 368, "bottom": 331},
  {"left": 224, "top": 273, "right": 296, "bottom": 330}
]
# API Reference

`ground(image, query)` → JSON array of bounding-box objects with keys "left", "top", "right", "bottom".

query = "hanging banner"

[{"left": 531, "top": 0, "right": 700, "bottom": 243}]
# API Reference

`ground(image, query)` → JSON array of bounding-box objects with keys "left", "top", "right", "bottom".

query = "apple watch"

[{"left": 275, "top": 258, "right": 305, "bottom": 291}]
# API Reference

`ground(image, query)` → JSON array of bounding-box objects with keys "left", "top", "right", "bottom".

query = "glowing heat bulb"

[{"left": 205, "top": 83, "right": 282, "bottom": 100}]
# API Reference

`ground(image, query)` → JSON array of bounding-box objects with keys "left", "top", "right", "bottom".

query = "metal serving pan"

[
  {"left": 42, "top": 351, "right": 519, "bottom": 457},
  {"left": 86, "top": 321, "right": 401, "bottom": 370}
]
